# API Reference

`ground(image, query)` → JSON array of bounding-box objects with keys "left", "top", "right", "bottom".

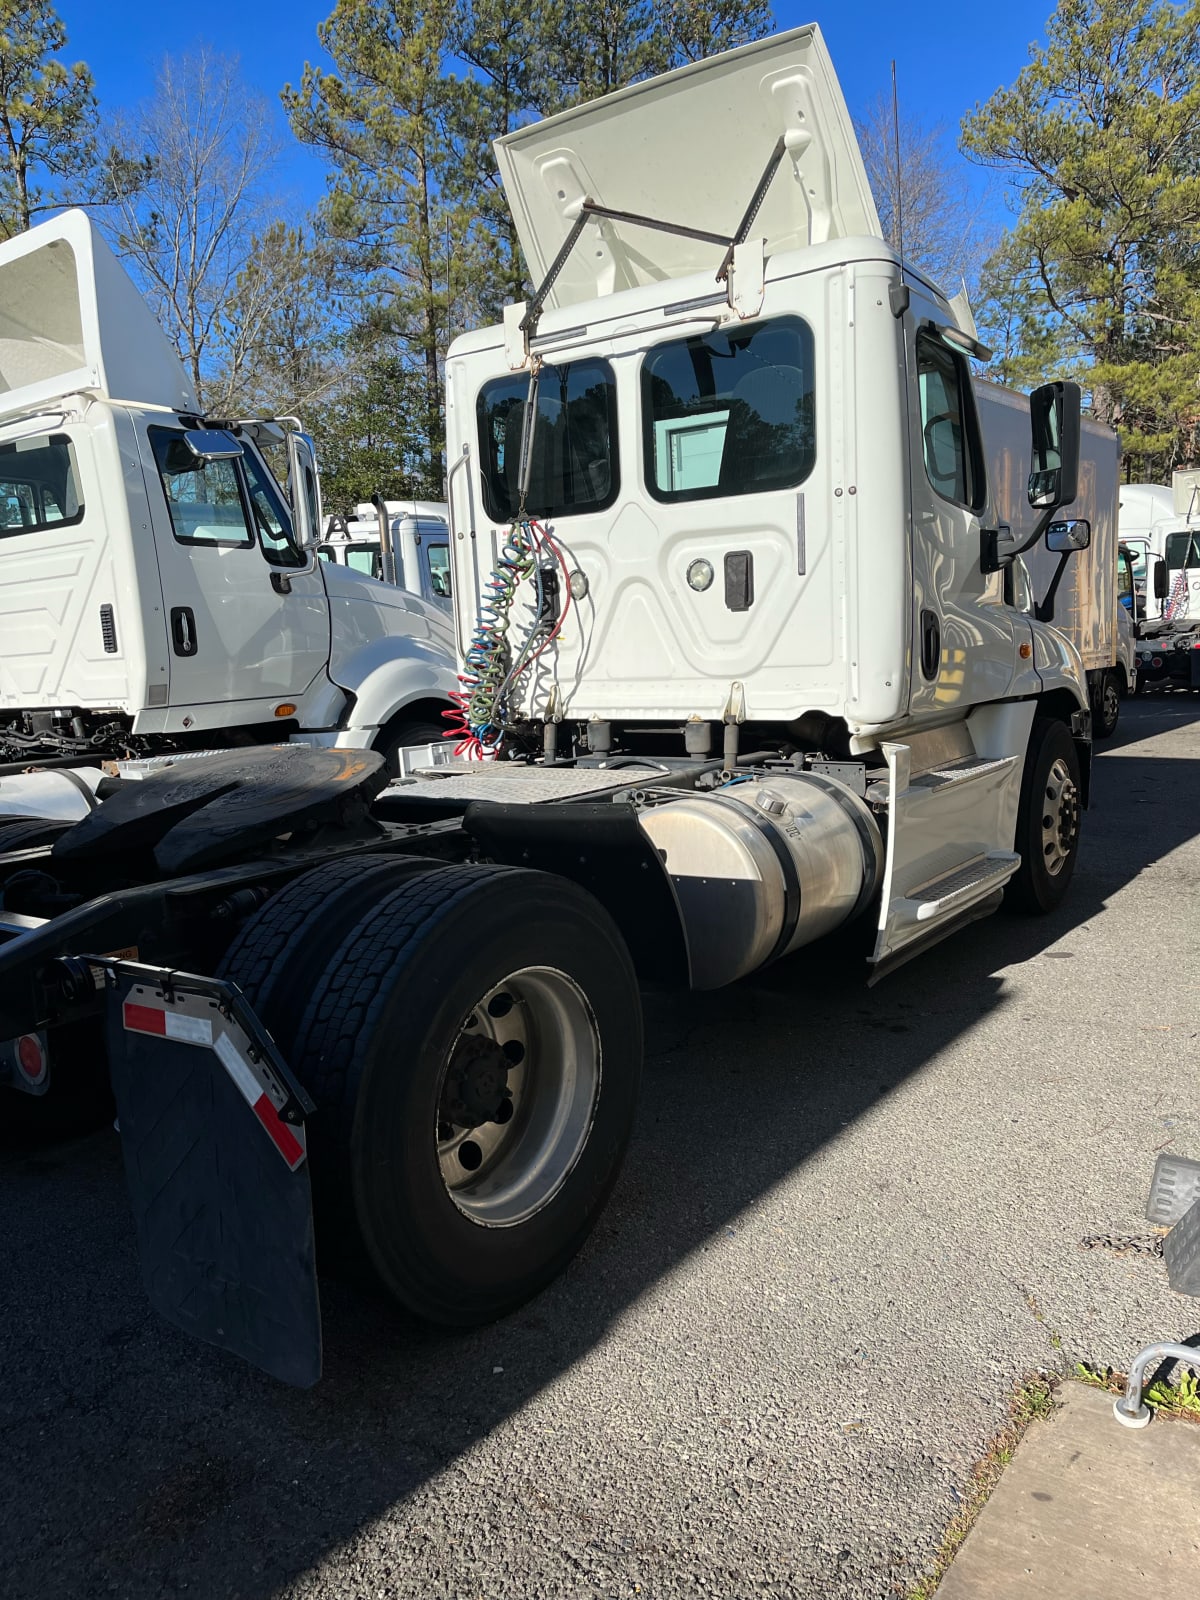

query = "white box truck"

[
  {"left": 0, "top": 26, "right": 1105, "bottom": 1385},
  {"left": 0, "top": 212, "right": 458, "bottom": 773},
  {"left": 974, "top": 381, "right": 1132, "bottom": 735}
]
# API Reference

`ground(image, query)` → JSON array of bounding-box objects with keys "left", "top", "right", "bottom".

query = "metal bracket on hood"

[{"left": 513, "top": 137, "right": 790, "bottom": 355}]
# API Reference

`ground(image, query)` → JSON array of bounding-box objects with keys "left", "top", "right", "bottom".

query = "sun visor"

[
  {"left": 496, "top": 24, "right": 880, "bottom": 313},
  {"left": 0, "top": 209, "right": 196, "bottom": 420}
]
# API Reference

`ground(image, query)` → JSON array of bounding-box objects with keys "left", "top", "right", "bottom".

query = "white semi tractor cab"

[
  {"left": 1120, "top": 471, "right": 1200, "bottom": 691},
  {"left": 319, "top": 498, "right": 453, "bottom": 610},
  {"left": 0, "top": 211, "right": 458, "bottom": 769},
  {"left": 0, "top": 27, "right": 1108, "bottom": 1386}
]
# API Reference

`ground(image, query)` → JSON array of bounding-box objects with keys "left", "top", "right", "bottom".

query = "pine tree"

[
  {"left": 284, "top": 0, "right": 480, "bottom": 495},
  {"left": 962, "top": 0, "right": 1200, "bottom": 475},
  {"left": 0, "top": 0, "right": 95, "bottom": 239}
]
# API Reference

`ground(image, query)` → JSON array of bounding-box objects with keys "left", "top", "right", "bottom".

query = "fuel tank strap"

[{"left": 702, "top": 790, "right": 802, "bottom": 969}]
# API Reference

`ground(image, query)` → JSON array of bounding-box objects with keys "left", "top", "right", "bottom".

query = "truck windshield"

[
  {"left": 477, "top": 358, "right": 617, "bottom": 522},
  {"left": 1165, "top": 531, "right": 1200, "bottom": 569},
  {"left": 0, "top": 434, "right": 84, "bottom": 536}
]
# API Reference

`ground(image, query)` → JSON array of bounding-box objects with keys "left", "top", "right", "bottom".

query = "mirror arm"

[
  {"left": 1034, "top": 549, "right": 1073, "bottom": 624},
  {"left": 1014, "top": 504, "right": 1058, "bottom": 559}
]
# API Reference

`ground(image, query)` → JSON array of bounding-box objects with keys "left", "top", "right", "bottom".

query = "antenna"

[{"left": 891, "top": 60, "right": 906, "bottom": 276}]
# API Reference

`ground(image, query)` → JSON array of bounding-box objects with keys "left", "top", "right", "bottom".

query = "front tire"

[
  {"left": 292, "top": 865, "right": 642, "bottom": 1326},
  {"left": 1006, "top": 717, "right": 1082, "bottom": 913}
]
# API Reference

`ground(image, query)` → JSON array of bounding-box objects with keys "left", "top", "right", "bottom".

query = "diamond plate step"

[{"left": 898, "top": 851, "right": 1020, "bottom": 922}]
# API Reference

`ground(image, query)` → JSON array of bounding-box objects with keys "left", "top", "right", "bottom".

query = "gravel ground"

[{"left": 3, "top": 696, "right": 1199, "bottom": 1600}]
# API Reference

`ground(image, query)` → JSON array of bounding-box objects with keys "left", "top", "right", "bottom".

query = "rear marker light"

[{"left": 16, "top": 1034, "right": 45, "bottom": 1085}]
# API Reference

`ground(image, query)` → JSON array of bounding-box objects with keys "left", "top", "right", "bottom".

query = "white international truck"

[
  {"left": 0, "top": 211, "right": 458, "bottom": 773},
  {"left": 0, "top": 27, "right": 1104, "bottom": 1386}
]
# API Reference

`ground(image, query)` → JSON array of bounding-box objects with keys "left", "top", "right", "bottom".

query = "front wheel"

[
  {"left": 292, "top": 865, "right": 642, "bottom": 1325},
  {"left": 1006, "top": 717, "right": 1082, "bottom": 914}
]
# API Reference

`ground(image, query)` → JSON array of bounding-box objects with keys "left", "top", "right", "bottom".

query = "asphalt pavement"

[{"left": 3, "top": 696, "right": 1199, "bottom": 1600}]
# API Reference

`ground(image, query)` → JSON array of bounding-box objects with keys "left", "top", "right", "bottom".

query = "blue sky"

[{"left": 59, "top": 0, "right": 1056, "bottom": 220}]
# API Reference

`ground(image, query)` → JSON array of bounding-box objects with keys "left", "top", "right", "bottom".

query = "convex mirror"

[
  {"left": 1046, "top": 518, "right": 1090, "bottom": 552},
  {"left": 183, "top": 428, "right": 243, "bottom": 462}
]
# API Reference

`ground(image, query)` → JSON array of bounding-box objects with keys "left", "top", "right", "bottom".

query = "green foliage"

[
  {"left": 308, "top": 351, "right": 432, "bottom": 510},
  {"left": 0, "top": 0, "right": 95, "bottom": 238},
  {"left": 962, "top": 0, "right": 1200, "bottom": 476},
  {"left": 286, "top": 0, "right": 773, "bottom": 495},
  {"left": 1145, "top": 1367, "right": 1200, "bottom": 1414}
]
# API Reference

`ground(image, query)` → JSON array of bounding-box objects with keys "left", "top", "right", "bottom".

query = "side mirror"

[
  {"left": 1046, "top": 517, "right": 1090, "bottom": 552},
  {"left": 286, "top": 432, "right": 323, "bottom": 548},
  {"left": 183, "top": 428, "right": 243, "bottom": 462},
  {"left": 1028, "top": 382, "right": 1081, "bottom": 510},
  {"left": 1152, "top": 557, "right": 1169, "bottom": 600}
]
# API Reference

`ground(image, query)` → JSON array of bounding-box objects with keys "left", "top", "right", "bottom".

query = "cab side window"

[
  {"left": 241, "top": 445, "right": 305, "bottom": 568},
  {"left": 427, "top": 543, "right": 451, "bottom": 597},
  {"left": 916, "top": 333, "right": 985, "bottom": 511},
  {"left": 151, "top": 430, "right": 253, "bottom": 547}
]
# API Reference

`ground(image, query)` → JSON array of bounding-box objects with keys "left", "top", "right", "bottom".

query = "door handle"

[{"left": 170, "top": 606, "right": 197, "bottom": 657}]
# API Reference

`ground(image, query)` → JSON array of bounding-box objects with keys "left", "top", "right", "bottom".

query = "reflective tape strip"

[
  {"left": 214, "top": 1030, "right": 305, "bottom": 1171},
  {"left": 122, "top": 1002, "right": 212, "bottom": 1046},
  {"left": 123, "top": 1002, "right": 166, "bottom": 1036}
]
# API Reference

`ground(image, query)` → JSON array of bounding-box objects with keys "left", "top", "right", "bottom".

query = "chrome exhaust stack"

[{"left": 638, "top": 773, "right": 883, "bottom": 989}]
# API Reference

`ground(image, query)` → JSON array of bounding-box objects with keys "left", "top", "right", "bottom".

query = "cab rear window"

[
  {"left": 0, "top": 434, "right": 85, "bottom": 536},
  {"left": 477, "top": 359, "right": 618, "bottom": 522}
]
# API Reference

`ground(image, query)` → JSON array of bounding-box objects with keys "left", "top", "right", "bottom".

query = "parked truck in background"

[
  {"left": 975, "top": 381, "right": 1129, "bottom": 735},
  {"left": 319, "top": 498, "right": 453, "bottom": 610},
  {"left": 1121, "top": 470, "right": 1200, "bottom": 692},
  {"left": 0, "top": 212, "right": 458, "bottom": 773},
  {"left": 0, "top": 26, "right": 1105, "bottom": 1387}
]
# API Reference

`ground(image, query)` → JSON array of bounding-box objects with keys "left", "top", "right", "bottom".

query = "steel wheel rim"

[
  {"left": 1102, "top": 680, "right": 1119, "bottom": 725},
  {"left": 436, "top": 965, "right": 601, "bottom": 1227},
  {"left": 1041, "top": 756, "right": 1079, "bottom": 877}
]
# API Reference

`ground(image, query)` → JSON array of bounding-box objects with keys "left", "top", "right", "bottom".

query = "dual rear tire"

[{"left": 217, "top": 857, "right": 642, "bottom": 1326}]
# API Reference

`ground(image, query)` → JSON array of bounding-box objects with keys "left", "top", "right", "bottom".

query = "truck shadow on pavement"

[{"left": 3, "top": 701, "right": 1198, "bottom": 1600}]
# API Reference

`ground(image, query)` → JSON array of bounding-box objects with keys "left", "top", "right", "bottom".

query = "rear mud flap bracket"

[{"left": 100, "top": 960, "right": 322, "bottom": 1387}]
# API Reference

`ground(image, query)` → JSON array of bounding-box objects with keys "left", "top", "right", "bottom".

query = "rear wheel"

[
  {"left": 1093, "top": 670, "right": 1121, "bottom": 739},
  {"left": 216, "top": 854, "right": 444, "bottom": 1060},
  {"left": 1006, "top": 717, "right": 1082, "bottom": 914},
  {"left": 290, "top": 865, "right": 642, "bottom": 1325}
]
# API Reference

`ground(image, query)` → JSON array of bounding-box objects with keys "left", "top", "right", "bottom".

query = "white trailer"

[
  {"left": 974, "top": 381, "right": 1131, "bottom": 734},
  {"left": 0, "top": 26, "right": 1105, "bottom": 1386},
  {"left": 0, "top": 212, "right": 458, "bottom": 772}
]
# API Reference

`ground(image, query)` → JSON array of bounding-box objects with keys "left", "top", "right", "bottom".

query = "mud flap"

[{"left": 102, "top": 961, "right": 322, "bottom": 1387}]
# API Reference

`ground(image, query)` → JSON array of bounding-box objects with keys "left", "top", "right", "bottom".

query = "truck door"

[
  {"left": 906, "top": 316, "right": 1023, "bottom": 713},
  {"left": 139, "top": 427, "right": 330, "bottom": 711}
]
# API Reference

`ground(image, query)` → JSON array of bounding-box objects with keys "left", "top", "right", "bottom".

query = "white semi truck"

[
  {"left": 0, "top": 27, "right": 1104, "bottom": 1385},
  {"left": 319, "top": 498, "right": 453, "bottom": 610},
  {"left": 0, "top": 211, "right": 458, "bottom": 772},
  {"left": 1121, "top": 471, "right": 1200, "bottom": 691}
]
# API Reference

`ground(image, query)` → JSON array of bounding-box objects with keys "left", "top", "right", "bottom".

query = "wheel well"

[
  {"left": 373, "top": 697, "right": 456, "bottom": 750},
  {"left": 1036, "top": 688, "right": 1092, "bottom": 807}
]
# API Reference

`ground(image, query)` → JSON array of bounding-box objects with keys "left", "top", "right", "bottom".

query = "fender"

[
  {"left": 337, "top": 645, "right": 459, "bottom": 735},
  {"left": 321, "top": 561, "right": 459, "bottom": 733}
]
